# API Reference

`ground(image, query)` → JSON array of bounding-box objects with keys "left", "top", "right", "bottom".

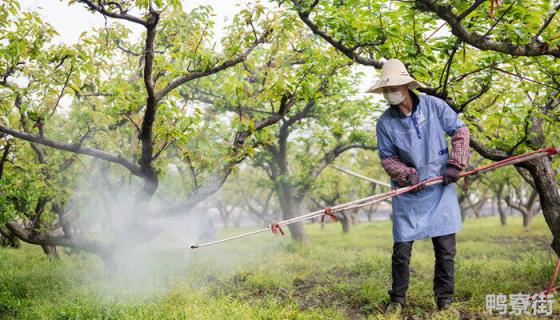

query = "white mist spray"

[{"left": 63, "top": 163, "right": 285, "bottom": 298}]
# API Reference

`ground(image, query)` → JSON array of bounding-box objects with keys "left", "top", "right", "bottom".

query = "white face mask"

[{"left": 383, "top": 91, "right": 405, "bottom": 105}]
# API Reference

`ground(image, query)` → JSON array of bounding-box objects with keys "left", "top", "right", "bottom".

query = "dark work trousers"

[{"left": 388, "top": 233, "right": 456, "bottom": 305}]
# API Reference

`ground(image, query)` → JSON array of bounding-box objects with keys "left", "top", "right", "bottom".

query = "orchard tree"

[
  {"left": 183, "top": 14, "right": 379, "bottom": 241},
  {"left": 277, "top": 0, "right": 560, "bottom": 255},
  {"left": 248, "top": 62, "right": 378, "bottom": 241},
  {"left": 0, "top": 0, "right": 309, "bottom": 259}
]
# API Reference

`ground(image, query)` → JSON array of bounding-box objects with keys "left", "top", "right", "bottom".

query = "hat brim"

[{"left": 365, "top": 76, "right": 426, "bottom": 94}]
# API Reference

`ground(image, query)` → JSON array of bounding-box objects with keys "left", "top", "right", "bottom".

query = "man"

[{"left": 367, "top": 59, "right": 470, "bottom": 316}]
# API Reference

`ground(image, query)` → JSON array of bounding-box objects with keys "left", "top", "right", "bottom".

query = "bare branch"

[
  {"left": 459, "top": 85, "right": 490, "bottom": 112},
  {"left": 0, "top": 124, "right": 143, "bottom": 176},
  {"left": 151, "top": 137, "right": 173, "bottom": 160},
  {"left": 457, "top": 0, "right": 487, "bottom": 21},
  {"left": 5, "top": 221, "right": 108, "bottom": 253},
  {"left": 311, "top": 143, "right": 377, "bottom": 180},
  {"left": 476, "top": 1, "right": 516, "bottom": 42},
  {"left": 49, "top": 65, "right": 74, "bottom": 118},
  {"left": 115, "top": 40, "right": 142, "bottom": 56},
  {"left": 76, "top": 0, "right": 147, "bottom": 26},
  {"left": 289, "top": 142, "right": 377, "bottom": 203},
  {"left": 123, "top": 113, "right": 141, "bottom": 132},
  {"left": 0, "top": 142, "right": 10, "bottom": 179},
  {"left": 490, "top": 66, "right": 557, "bottom": 89}
]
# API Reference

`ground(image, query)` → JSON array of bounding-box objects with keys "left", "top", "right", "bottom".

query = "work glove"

[
  {"left": 406, "top": 172, "right": 425, "bottom": 193},
  {"left": 442, "top": 163, "right": 461, "bottom": 186}
]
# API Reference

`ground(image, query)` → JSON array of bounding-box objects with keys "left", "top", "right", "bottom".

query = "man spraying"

[{"left": 367, "top": 59, "right": 470, "bottom": 316}]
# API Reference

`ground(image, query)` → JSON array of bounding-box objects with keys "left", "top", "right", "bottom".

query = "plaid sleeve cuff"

[
  {"left": 380, "top": 156, "right": 417, "bottom": 186},
  {"left": 448, "top": 126, "right": 470, "bottom": 171}
]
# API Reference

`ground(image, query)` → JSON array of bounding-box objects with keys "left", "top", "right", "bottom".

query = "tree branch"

[
  {"left": 0, "top": 142, "right": 10, "bottom": 180},
  {"left": 296, "top": 143, "right": 377, "bottom": 200},
  {"left": 311, "top": 143, "right": 377, "bottom": 179},
  {"left": 416, "top": 0, "right": 560, "bottom": 57},
  {"left": 5, "top": 221, "right": 108, "bottom": 254},
  {"left": 290, "top": 0, "right": 383, "bottom": 68},
  {"left": 457, "top": 0, "right": 487, "bottom": 21},
  {"left": 155, "top": 30, "right": 271, "bottom": 100},
  {"left": 534, "top": 3, "right": 560, "bottom": 41},
  {"left": 169, "top": 95, "right": 296, "bottom": 213},
  {"left": 0, "top": 124, "right": 142, "bottom": 176},
  {"left": 76, "top": 0, "right": 147, "bottom": 26}
]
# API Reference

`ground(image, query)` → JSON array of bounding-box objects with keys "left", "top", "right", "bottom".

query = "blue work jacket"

[{"left": 376, "top": 91, "right": 465, "bottom": 242}]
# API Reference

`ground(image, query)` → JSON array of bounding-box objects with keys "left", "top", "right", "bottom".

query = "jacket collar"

[{"left": 388, "top": 90, "right": 419, "bottom": 119}]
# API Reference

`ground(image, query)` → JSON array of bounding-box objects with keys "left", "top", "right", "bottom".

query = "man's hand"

[
  {"left": 406, "top": 172, "right": 425, "bottom": 193},
  {"left": 442, "top": 164, "right": 461, "bottom": 186}
]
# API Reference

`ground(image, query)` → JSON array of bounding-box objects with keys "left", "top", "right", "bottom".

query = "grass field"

[{"left": 1, "top": 214, "right": 559, "bottom": 319}]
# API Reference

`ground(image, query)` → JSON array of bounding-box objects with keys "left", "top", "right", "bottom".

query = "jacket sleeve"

[
  {"left": 432, "top": 95, "right": 465, "bottom": 135},
  {"left": 376, "top": 121, "right": 416, "bottom": 187},
  {"left": 380, "top": 156, "right": 417, "bottom": 187},
  {"left": 430, "top": 95, "right": 471, "bottom": 171},
  {"left": 447, "top": 126, "right": 470, "bottom": 170}
]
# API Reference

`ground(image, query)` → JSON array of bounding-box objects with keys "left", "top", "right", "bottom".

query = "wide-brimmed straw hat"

[{"left": 366, "top": 59, "right": 426, "bottom": 94}]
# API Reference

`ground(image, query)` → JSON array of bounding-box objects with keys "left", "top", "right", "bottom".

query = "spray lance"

[{"left": 190, "top": 147, "right": 559, "bottom": 249}]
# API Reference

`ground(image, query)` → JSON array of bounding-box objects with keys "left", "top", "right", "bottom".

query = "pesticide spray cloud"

[{"left": 63, "top": 163, "right": 283, "bottom": 298}]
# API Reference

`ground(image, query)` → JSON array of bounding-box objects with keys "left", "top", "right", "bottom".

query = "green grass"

[{"left": 1, "top": 215, "right": 559, "bottom": 319}]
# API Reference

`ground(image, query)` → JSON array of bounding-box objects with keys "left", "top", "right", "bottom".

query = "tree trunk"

[
  {"left": 233, "top": 215, "right": 241, "bottom": 228},
  {"left": 472, "top": 199, "right": 485, "bottom": 218},
  {"left": 340, "top": 212, "right": 350, "bottom": 233},
  {"left": 523, "top": 213, "right": 532, "bottom": 227},
  {"left": 41, "top": 244, "right": 59, "bottom": 258},
  {"left": 278, "top": 182, "right": 308, "bottom": 242},
  {"left": 350, "top": 209, "right": 358, "bottom": 225},
  {"left": 496, "top": 186, "right": 508, "bottom": 226},
  {"left": 528, "top": 156, "right": 560, "bottom": 254},
  {"left": 287, "top": 222, "right": 308, "bottom": 241},
  {"left": 458, "top": 193, "right": 467, "bottom": 222},
  {"left": 499, "top": 205, "right": 508, "bottom": 226}
]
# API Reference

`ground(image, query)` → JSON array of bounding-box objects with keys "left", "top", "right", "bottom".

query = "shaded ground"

[{"left": 1, "top": 215, "right": 559, "bottom": 319}]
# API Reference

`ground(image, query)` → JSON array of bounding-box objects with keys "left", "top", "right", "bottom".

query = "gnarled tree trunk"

[{"left": 528, "top": 156, "right": 560, "bottom": 253}]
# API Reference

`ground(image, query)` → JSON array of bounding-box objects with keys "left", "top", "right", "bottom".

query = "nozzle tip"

[{"left": 190, "top": 245, "right": 199, "bottom": 249}]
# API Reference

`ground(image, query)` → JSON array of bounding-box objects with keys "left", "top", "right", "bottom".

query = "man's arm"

[
  {"left": 430, "top": 94, "right": 471, "bottom": 171},
  {"left": 376, "top": 120, "right": 418, "bottom": 187},
  {"left": 380, "top": 156, "right": 418, "bottom": 187},
  {"left": 431, "top": 94, "right": 471, "bottom": 185}
]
